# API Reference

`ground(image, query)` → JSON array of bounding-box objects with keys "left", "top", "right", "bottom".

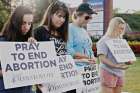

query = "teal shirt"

[{"left": 67, "top": 23, "right": 94, "bottom": 58}]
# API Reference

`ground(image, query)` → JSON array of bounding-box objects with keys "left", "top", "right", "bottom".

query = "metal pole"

[{"left": 104, "top": 0, "right": 113, "bottom": 33}]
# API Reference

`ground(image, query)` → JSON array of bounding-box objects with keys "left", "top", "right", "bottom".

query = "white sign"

[
  {"left": 75, "top": 62, "right": 101, "bottom": 93},
  {"left": 88, "top": 31, "right": 103, "bottom": 37},
  {"left": 40, "top": 55, "right": 82, "bottom": 93},
  {"left": 87, "top": 22, "right": 103, "bottom": 31},
  {"left": 89, "top": 11, "right": 103, "bottom": 23},
  {"left": 106, "top": 39, "right": 136, "bottom": 63},
  {"left": 0, "top": 42, "right": 61, "bottom": 89},
  {"left": 87, "top": 0, "right": 104, "bottom": 36}
]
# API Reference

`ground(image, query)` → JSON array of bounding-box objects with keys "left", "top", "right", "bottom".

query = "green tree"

[
  {"left": 134, "top": 10, "right": 140, "bottom": 14},
  {"left": 0, "top": 0, "right": 10, "bottom": 31},
  {"left": 113, "top": 8, "right": 121, "bottom": 14},
  {"left": 34, "top": 0, "right": 57, "bottom": 23},
  {"left": 115, "top": 14, "right": 140, "bottom": 32}
]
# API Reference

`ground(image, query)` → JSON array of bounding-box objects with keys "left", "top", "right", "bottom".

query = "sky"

[
  {"left": 113, "top": 0, "right": 140, "bottom": 13},
  {"left": 59, "top": 0, "right": 82, "bottom": 7},
  {"left": 60, "top": 0, "right": 140, "bottom": 13}
]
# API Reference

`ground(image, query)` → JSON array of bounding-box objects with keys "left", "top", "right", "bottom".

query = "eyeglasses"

[{"left": 85, "top": 16, "right": 92, "bottom": 20}]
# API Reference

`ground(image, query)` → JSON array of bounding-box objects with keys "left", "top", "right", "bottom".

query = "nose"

[
  {"left": 24, "top": 23, "right": 30, "bottom": 29},
  {"left": 60, "top": 17, "right": 65, "bottom": 23}
]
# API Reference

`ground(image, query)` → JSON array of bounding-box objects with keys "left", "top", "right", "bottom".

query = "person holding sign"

[
  {"left": 34, "top": 1, "right": 69, "bottom": 56},
  {"left": 0, "top": 6, "right": 34, "bottom": 93},
  {"left": 33, "top": 1, "right": 70, "bottom": 93},
  {"left": 97, "top": 17, "right": 134, "bottom": 93},
  {"left": 67, "top": 3, "right": 97, "bottom": 65},
  {"left": 67, "top": 3, "right": 98, "bottom": 93}
]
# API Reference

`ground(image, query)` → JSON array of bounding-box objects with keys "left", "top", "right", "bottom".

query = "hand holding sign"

[
  {"left": 0, "top": 42, "right": 60, "bottom": 89},
  {"left": 106, "top": 39, "right": 136, "bottom": 63},
  {"left": 28, "top": 37, "right": 37, "bottom": 43},
  {"left": 115, "top": 64, "right": 129, "bottom": 70},
  {"left": 76, "top": 64, "right": 100, "bottom": 93},
  {"left": 88, "top": 57, "right": 96, "bottom": 64},
  {"left": 75, "top": 58, "right": 96, "bottom": 65}
]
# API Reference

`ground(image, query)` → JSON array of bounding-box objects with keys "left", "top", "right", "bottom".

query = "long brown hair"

[
  {"left": 1, "top": 6, "right": 33, "bottom": 41},
  {"left": 40, "top": 1, "right": 69, "bottom": 42}
]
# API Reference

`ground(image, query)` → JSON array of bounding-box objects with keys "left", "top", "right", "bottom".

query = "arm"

[
  {"left": 99, "top": 54, "right": 117, "bottom": 68},
  {"left": 99, "top": 54, "right": 128, "bottom": 70},
  {"left": 97, "top": 39, "right": 128, "bottom": 70},
  {"left": 67, "top": 27, "right": 89, "bottom": 59},
  {"left": 73, "top": 52, "right": 89, "bottom": 59}
]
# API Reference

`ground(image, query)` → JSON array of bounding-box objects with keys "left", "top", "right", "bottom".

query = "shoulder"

[
  {"left": 34, "top": 26, "right": 50, "bottom": 36},
  {"left": 69, "top": 23, "right": 75, "bottom": 31},
  {"left": 69, "top": 23, "right": 73, "bottom": 27},
  {"left": 97, "top": 36, "right": 108, "bottom": 46},
  {"left": 34, "top": 26, "right": 50, "bottom": 41},
  {"left": 34, "top": 26, "right": 47, "bottom": 33}
]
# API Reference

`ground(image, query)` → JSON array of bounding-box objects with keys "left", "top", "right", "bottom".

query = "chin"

[
  {"left": 22, "top": 32, "right": 28, "bottom": 35},
  {"left": 56, "top": 25, "right": 61, "bottom": 28}
]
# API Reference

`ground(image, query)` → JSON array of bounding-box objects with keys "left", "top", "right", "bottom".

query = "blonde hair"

[{"left": 105, "top": 17, "right": 126, "bottom": 38}]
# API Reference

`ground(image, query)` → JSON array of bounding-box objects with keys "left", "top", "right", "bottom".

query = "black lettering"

[
  {"left": 18, "top": 53, "right": 25, "bottom": 60},
  {"left": 22, "top": 43, "right": 28, "bottom": 50},
  {"left": 41, "top": 52, "right": 47, "bottom": 58},
  {"left": 15, "top": 43, "right": 21, "bottom": 51},
  {"left": 29, "top": 43, "right": 35, "bottom": 50},
  {"left": 34, "top": 43, "right": 39, "bottom": 50},
  {"left": 5, "top": 64, "right": 13, "bottom": 72},
  {"left": 20, "top": 63, "right": 27, "bottom": 70},
  {"left": 13, "top": 63, "right": 20, "bottom": 71},
  {"left": 11, "top": 53, "right": 17, "bottom": 61},
  {"left": 34, "top": 61, "right": 40, "bottom": 69},
  {"left": 28, "top": 62, "right": 34, "bottom": 69},
  {"left": 28, "top": 52, "right": 34, "bottom": 59}
]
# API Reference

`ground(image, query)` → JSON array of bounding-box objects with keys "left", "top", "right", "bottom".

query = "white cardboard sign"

[
  {"left": 75, "top": 62, "right": 101, "bottom": 93},
  {"left": 40, "top": 55, "right": 83, "bottom": 93},
  {"left": 0, "top": 42, "right": 61, "bottom": 89},
  {"left": 106, "top": 39, "right": 136, "bottom": 63}
]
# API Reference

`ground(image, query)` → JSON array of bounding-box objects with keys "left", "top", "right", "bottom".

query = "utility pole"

[{"left": 104, "top": 0, "right": 113, "bottom": 33}]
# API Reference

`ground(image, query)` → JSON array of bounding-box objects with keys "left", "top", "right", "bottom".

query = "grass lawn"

[{"left": 123, "top": 57, "right": 140, "bottom": 93}]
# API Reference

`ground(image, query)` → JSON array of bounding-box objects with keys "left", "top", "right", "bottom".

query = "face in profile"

[
  {"left": 80, "top": 13, "right": 92, "bottom": 27},
  {"left": 51, "top": 10, "right": 66, "bottom": 28},
  {"left": 116, "top": 23, "right": 125, "bottom": 36},
  {"left": 21, "top": 14, "right": 33, "bottom": 35}
]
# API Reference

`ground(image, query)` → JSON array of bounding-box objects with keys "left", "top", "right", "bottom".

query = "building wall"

[{"left": 82, "top": 0, "right": 113, "bottom": 34}]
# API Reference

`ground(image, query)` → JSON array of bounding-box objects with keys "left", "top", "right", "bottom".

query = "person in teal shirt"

[{"left": 67, "top": 3, "right": 97, "bottom": 65}]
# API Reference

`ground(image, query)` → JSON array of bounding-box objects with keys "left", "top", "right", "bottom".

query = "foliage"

[
  {"left": 124, "top": 33, "right": 140, "bottom": 41},
  {"left": 113, "top": 8, "right": 121, "bottom": 14},
  {"left": 34, "top": 0, "right": 57, "bottom": 23},
  {"left": 128, "top": 41, "right": 140, "bottom": 54},
  {"left": 91, "top": 36, "right": 99, "bottom": 42},
  {"left": 128, "top": 41, "right": 140, "bottom": 46},
  {"left": 0, "top": 0, "right": 10, "bottom": 31},
  {"left": 114, "top": 14, "right": 140, "bottom": 32},
  {"left": 134, "top": 10, "right": 140, "bottom": 14}
]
